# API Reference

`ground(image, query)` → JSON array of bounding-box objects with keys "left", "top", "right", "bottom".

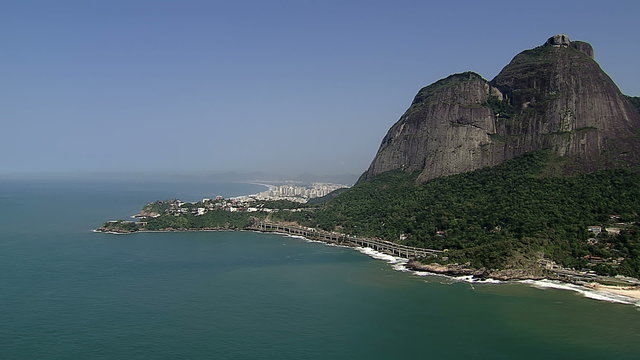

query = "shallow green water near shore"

[{"left": 1, "top": 180, "right": 639, "bottom": 359}]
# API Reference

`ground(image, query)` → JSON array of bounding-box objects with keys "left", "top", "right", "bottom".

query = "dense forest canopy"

[
  {"left": 277, "top": 151, "right": 640, "bottom": 277},
  {"left": 627, "top": 95, "right": 640, "bottom": 112}
]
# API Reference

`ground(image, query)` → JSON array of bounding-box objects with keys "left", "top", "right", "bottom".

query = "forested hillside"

[{"left": 278, "top": 151, "right": 640, "bottom": 276}]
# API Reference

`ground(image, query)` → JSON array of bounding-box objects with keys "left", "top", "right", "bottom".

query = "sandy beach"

[{"left": 588, "top": 283, "right": 640, "bottom": 300}]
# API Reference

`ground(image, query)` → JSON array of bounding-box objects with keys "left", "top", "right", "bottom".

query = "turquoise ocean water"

[{"left": 1, "top": 179, "right": 640, "bottom": 359}]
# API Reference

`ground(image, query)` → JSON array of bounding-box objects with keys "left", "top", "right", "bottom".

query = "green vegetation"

[
  {"left": 512, "top": 45, "right": 555, "bottom": 64},
  {"left": 483, "top": 95, "right": 516, "bottom": 118},
  {"left": 253, "top": 199, "right": 306, "bottom": 210},
  {"left": 144, "top": 210, "right": 256, "bottom": 230},
  {"left": 411, "top": 72, "right": 485, "bottom": 106},
  {"left": 100, "top": 220, "right": 139, "bottom": 232},
  {"left": 99, "top": 150, "right": 640, "bottom": 278},
  {"left": 141, "top": 200, "right": 176, "bottom": 215},
  {"left": 278, "top": 151, "right": 640, "bottom": 277},
  {"left": 100, "top": 210, "right": 262, "bottom": 233},
  {"left": 626, "top": 95, "right": 640, "bottom": 112},
  {"left": 487, "top": 133, "right": 523, "bottom": 143},
  {"left": 512, "top": 43, "right": 586, "bottom": 65}
]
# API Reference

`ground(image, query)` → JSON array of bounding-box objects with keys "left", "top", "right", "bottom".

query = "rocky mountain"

[{"left": 361, "top": 35, "right": 640, "bottom": 183}]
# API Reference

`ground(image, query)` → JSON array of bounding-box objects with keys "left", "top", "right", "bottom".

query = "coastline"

[
  {"left": 94, "top": 224, "right": 640, "bottom": 306},
  {"left": 587, "top": 283, "right": 640, "bottom": 301},
  {"left": 367, "top": 246, "right": 640, "bottom": 306},
  {"left": 236, "top": 182, "right": 274, "bottom": 198}
]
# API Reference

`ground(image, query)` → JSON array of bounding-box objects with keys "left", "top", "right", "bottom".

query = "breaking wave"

[
  {"left": 274, "top": 232, "right": 639, "bottom": 306},
  {"left": 520, "top": 279, "right": 640, "bottom": 306}
]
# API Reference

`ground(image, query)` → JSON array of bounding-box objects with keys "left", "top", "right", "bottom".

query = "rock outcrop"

[
  {"left": 547, "top": 34, "right": 571, "bottom": 47},
  {"left": 361, "top": 35, "right": 640, "bottom": 183}
]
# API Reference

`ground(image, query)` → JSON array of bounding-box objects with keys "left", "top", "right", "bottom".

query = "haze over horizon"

[{"left": 2, "top": 0, "right": 639, "bottom": 179}]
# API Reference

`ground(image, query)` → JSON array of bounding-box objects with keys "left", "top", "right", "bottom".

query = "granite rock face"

[
  {"left": 547, "top": 34, "right": 571, "bottom": 47},
  {"left": 361, "top": 35, "right": 640, "bottom": 183},
  {"left": 363, "top": 72, "right": 503, "bottom": 183}
]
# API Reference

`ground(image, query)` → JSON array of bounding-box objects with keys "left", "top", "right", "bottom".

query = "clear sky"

[{"left": 2, "top": 0, "right": 639, "bottom": 179}]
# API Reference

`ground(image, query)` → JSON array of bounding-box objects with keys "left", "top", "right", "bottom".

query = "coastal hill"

[
  {"left": 286, "top": 35, "right": 640, "bottom": 279},
  {"left": 360, "top": 34, "right": 640, "bottom": 183}
]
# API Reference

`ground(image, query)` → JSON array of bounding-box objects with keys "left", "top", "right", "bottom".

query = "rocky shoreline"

[
  {"left": 97, "top": 225, "right": 563, "bottom": 283},
  {"left": 96, "top": 223, "right": 640, "bottom": 303},
  {"left": 405, "top": 260, "right": 551, "bottom": 281},
  {"left": 405, "top": 260, "right": 640, "bottom": 302}
]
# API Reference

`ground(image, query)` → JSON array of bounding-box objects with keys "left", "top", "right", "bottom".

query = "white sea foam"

[
  {"left": 352, "top": 247, "right": 508, "bottom": 283},
  {"left": 412, "top": 271, "right": 431, "bottom": 277},
  {"left": 451, "top": 275, "right": 502, "bottom": 284},
  {"left": 354, "top": 247, "right": 410, "bottom": 270},
  {"left": 397, "top": 268, "right": 502, "bottom": 283},
  {"left": 92, "top": 230, "right": 128, "bottom": 235},
  {"left": 273, "top": 232, "right": 639, "bottom": 306},
  {"left": 520, "top": 279, "right": 639, "bottom": 306},
  {"left": 355, "top": 247, "right": 405, "bottom": 263}
]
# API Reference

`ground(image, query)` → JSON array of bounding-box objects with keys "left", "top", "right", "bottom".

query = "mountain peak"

[
  {"left": 360, "top": 36, "right": 639, "bottom": 183},
  {"left": 546, "top": 34, "right": 571, "bottom": 47},
  {"left": 543, "top": 34, "right": 594, "bottom": 59}
]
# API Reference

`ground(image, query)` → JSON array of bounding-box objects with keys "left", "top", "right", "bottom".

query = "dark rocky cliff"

[{"left": 361, "top": 35, "right": 640, "bottom": 183}]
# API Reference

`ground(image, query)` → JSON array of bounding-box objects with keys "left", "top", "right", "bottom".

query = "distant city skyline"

[{"left": 2, "top": 0, "right": 639, "bottom": 178}]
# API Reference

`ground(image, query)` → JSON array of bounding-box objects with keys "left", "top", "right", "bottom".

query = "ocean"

[{"left": 1, "top": 179, "right": 639, "bottom": 359}]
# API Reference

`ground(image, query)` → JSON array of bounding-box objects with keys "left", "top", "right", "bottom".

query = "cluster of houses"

[
  {"left": 582, "top": 215, "right": 631, "bottom": 265},
  {"left": 586, "top": 225, "right": 622, "bottom": 236},
  {"left": 586, "top": 215, "right": 626, "bottom": 238},
  {"left": 582, "top": 254, "right": 626, "bottom": 265},
  {"left": 138, "top": 196, "right": 298, "bottom": 219}
]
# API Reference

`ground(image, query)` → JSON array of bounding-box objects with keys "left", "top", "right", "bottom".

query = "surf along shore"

[{"left": 95, "top": 219, "right": 640, "bottom": 306}]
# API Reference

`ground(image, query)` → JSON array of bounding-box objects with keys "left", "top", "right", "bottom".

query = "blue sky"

[{"left": 2, "top": 0, "right": 639, "bottom": 178}]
